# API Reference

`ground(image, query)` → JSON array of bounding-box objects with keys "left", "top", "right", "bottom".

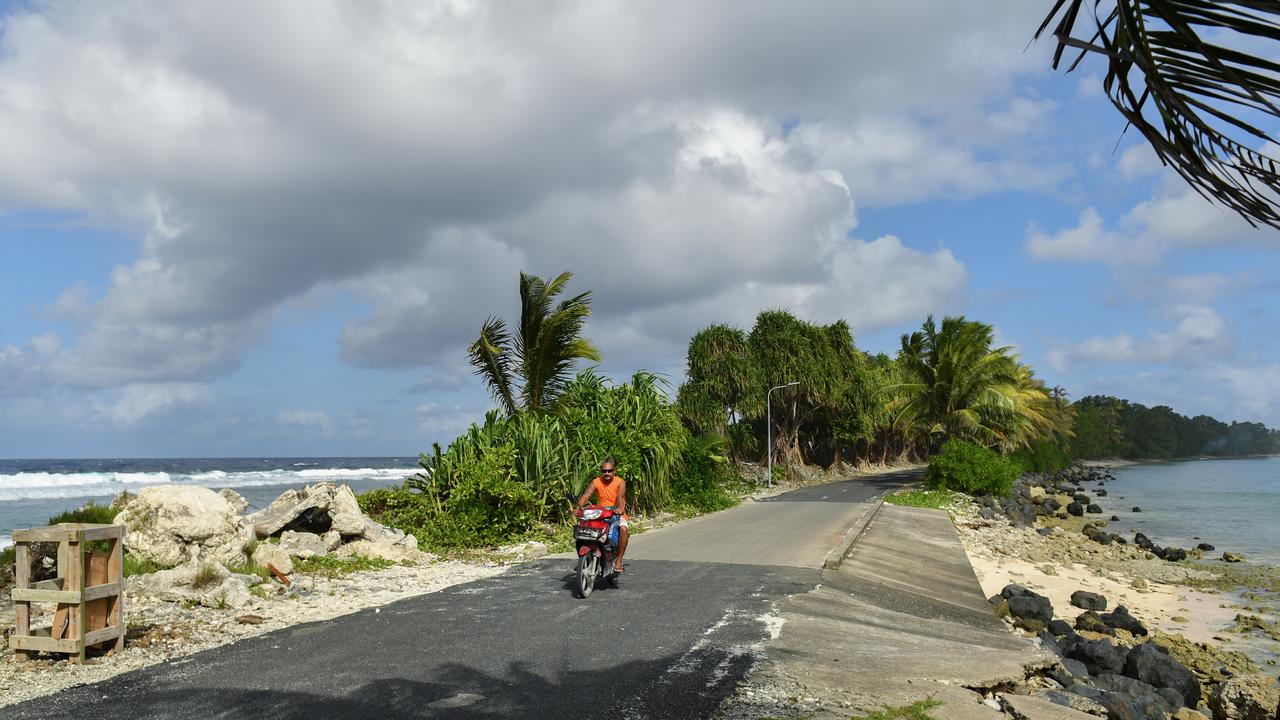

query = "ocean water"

[
  {"left": 0, "top": 457, "right": 419, "bottom": 549},
  {"left": 1094, "top": 456, "right": 1280, "bottom": 565}
]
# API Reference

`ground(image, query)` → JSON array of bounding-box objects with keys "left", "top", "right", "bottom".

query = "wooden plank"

[
  {"left": 83, "top": 581, "right": 121, "bottom": 602},
  {"left": 86, "top": 551, "right": 110, "bottom": 637},
  {"left": 12, "top": 527, "right": 78, "bottom": 543},
  {"left": 14, "top": 544, "right": 30, "bottom": 662},
  {"left": 108, "top": 537, "right": 125, "bottom": 652},
  {"left": 30, "top": 578, "right": 64, "bottom": 591},
  {"left": 9, "top": 635, "right": 82, "bottom": 654},
  {"left": 12, "top": 588, "right": 81, "bottom": 603},
  {"left": 72, "top": 541, "right": 86, "bottom": 662},
  {"left": 84, "top": 626, "right": 124, "bottom": 647},
  {"left": 80, "top": 525, "right": 124, "bottom": 542}
]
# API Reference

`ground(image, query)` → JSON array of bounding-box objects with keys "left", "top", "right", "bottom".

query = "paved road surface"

[{"left": 7, "top": 471, "right": 910, "bottom": 719}]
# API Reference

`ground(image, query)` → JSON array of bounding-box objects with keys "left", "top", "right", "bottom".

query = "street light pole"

[{"left": 766, "top": 381, "right": 799, "bottom": 487}]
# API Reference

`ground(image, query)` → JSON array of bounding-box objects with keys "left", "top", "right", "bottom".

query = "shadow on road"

[
  {"left": 42, "top": 651, "right": 744, "bottom": 720},
  {"left": 757, "top": 471, "right": 917, "bottom": 503}
]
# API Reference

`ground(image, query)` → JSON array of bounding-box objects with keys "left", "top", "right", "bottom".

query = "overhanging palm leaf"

[
  {"left": 1037, "top": 1, "right": 1280, "bottom": 228},
  {"left": 468, "top": 317, "right": 518, "bottom": 416}
]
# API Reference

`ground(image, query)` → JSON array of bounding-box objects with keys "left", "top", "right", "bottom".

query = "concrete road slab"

[{"left": 731, "top": 505, "right": 1055, "bottom": 717}]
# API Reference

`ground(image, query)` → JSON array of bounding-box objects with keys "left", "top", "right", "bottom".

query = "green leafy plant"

[
  {"left": 924, "top": 439, "right": 1019, "bottom": 497},
  {"left": 293, "top": 555, "right": 395, "bottom": 578},
  {"left": 884, "top": 489, "right": 956, "bottom": 511},
  {"left": 855, "top": 698, "right": 942, "bottom": 720}
]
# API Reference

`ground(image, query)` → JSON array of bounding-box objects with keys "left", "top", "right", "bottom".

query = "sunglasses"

[{"left": 600, "top": 468, "right": 615, "bottom": 474}]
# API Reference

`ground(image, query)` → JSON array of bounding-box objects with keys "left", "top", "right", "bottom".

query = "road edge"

[{"left": 820, "top": 496, "right": 885, "bottom": 571}]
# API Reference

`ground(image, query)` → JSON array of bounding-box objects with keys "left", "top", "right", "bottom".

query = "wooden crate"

[{"left": 9, "top": 523, "right": 126, "bottom": 663}]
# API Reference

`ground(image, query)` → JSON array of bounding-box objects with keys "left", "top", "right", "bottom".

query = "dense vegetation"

[
  {"left": 676, "top": 312, "right": 1071, "bottom": 471},
  {"left": 361, "top": 272, "right": 738, "bottom": 551},
  {"left": 1071, "top": 395, "right": 1280, "bottom": 460},
  {"left": 358, "top": 270, "right": 1278, "bottom": 552}
]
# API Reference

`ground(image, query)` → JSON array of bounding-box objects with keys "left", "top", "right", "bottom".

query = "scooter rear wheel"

[{"left": 574, "top": 554, "right": 597, "bottom": 598}]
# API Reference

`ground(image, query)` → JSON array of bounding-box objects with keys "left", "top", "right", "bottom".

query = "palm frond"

[
  {"left": 1037, "top": 0, "right": 1280, "bottom": 228},
  {"left": 468, "top": 317, "right": 519, "bottom": 415}
]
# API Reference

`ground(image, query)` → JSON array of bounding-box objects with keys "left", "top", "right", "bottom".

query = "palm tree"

[
  {"left": 891, "top": 316, "right": 1027, "bottom": 451},
  {"left": 468, "top": 271, "right": 601, "bottom": 414},
  {"left": 1037, "top": 1, "right": 1280, "bottom": 228}
]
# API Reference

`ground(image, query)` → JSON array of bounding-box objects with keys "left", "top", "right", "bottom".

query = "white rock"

[
  {"left": 116, "top": 486, "right": 249, "bottom": 567},
  {"left": 128, "top": 561, "right": 252, "bottom": 609},
  {"left": 335, "top": 539, "right": 431, "bottom": 564},
  {"left": 322, "top": 530, "right": 342, "bottom": 552},
  {"left": 218, "top": 488, "right": 249, "bottom": 514},
  {"left": 279, "top": 530, "right": 328, "bottom": 559},
  {"left": 251, "top": 542, "right": 294, "bottom": 575},
  {"left": 246, "top": 484, "right": 335, "bottom": 539}
]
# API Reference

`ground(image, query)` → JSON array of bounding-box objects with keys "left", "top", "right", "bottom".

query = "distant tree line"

[{"left": 1071, "top": 395, "right": 1280, "bottom": 460}]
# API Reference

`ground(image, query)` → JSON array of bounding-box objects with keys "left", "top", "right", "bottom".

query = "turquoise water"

[{"left": 1096, "top": 456, "right": 1280, "bottom": 565}]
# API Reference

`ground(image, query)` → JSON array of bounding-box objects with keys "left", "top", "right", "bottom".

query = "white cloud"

[
  {"left": 0, "top": 1, "right": 1057, "bottom": 391},
  {"left": 1053, "top": 305, "right": 1233, "bottom": 369},
  {"left": 93, "top": 383, "right": 212, "bottom": 426},
  {"left": 1026, "top": 179, "right": 1279, "bottom": 266},
  {"left": 276, "top": 410, "right": 333, "bottom": 433}
]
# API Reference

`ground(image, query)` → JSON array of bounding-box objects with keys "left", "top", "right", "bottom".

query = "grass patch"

[
  {"left": 192, "top": 564, "right": 223, "bottom": 590},
  {"left": 854, "top": 698, "right": 942, "bottom": 720},
  {"left": 293, "top": 555, "right": 395, "bottom": 578},
  {"left": 47, "top": 501, "right": 119, "bottom": 525},
  {"left": 884, "top": 489, "right": 957, "bottom": 511},
  {"left": 122, "top": 554, "right": 170, "bottom": 577}
]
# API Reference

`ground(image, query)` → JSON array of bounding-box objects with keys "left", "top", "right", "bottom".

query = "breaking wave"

[{"left": 0, "top": 467, "right": 416, "bottom": 502}]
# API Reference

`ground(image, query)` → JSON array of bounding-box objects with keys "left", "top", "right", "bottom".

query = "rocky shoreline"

[{"left": 957, "top": 463, "right": 1280, "bottom": 720}]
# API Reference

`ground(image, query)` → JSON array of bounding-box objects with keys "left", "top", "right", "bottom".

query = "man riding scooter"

[{"left": 574, "top": 456, "right": 628, "bottom": 574}]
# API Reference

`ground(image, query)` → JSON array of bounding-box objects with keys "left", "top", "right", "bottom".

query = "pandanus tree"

[
  {"left": 1037, "top": 1, "right": 1280, "bottom": 228},
  {"left": 468, "top": 271, "right": 601, "bottom": 414}
]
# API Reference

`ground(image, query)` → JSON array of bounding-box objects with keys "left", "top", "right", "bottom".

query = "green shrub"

[
  {"left": 47, "top": 501, "right": 119, "bottom": 525},
  {"left": 924, "top": 440, "right": 1018, "bottom": 497},
  {"left": 359, "top": 485, "right": 434, "bottom": 540},
  {"left": 1008, "top": 439, "right": 1071, "bottom": 474},
  {"left": 1, "top": 545, "right": 14, "bottom": 586},
  {"left": 669, "top": 435, "right": 742, "bottom": 513}
]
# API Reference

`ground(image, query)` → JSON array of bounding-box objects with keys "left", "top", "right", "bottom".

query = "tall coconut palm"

[
  {"left": 468, "top": 271, "right": 601, "bottom": 414},
  {"left": 1037, "top": 1, "right": 1280, "bottom": 228},
  {"left": 891, "top": 316, "right": 1026, "bottom": 451}
]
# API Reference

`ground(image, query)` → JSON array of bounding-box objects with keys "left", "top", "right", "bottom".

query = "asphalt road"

[{"left": 7, "top": 471, "right": 910, "bottom": 719}]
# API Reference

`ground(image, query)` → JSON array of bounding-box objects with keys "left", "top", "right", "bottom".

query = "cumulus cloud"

[
  {"left": 0, "top": 1, "right": 1059, "bottom": 399},
  {"left": 276, "top": 410, "right": 334, "bottom": 433},
  {"left": 93, "top": 383, "right": 213, "bottom": 426},
  {"left": 1026, "top": 179, "right": 1280, "bottom": 266},
  {"left": 1050, "top": 305, "right": 1233, "bottom": 370}
]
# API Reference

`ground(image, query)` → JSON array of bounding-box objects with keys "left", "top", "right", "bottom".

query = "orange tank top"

[{"left": 592, "top": 476, "right": 623, "bottom": 508}]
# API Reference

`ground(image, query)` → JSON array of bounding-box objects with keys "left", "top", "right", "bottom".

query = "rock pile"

[
  {"left": 245, "top": 482, "right": 424, "bottom": 563},
  {"left": 995, "top": 583, "right": 1280, "bottom": 720},
  {"left": 116, "top": 481, "right": 429, "bottom": 611}
]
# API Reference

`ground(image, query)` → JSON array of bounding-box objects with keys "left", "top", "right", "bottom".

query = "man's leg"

[{"left": 615, "top": 523, "right": 628, "bottom": 572}]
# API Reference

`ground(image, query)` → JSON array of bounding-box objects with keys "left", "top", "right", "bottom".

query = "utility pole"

[{"left": 766, "top": 381, "right": 799, "bottom": 487}]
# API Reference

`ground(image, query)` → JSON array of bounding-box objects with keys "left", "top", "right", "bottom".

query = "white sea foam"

[
  {"left": 0, "top": 533, "right": 11, "bottom": 550},
  {"left": 0, "top": 467, "right": 416, "bottom": 502}
]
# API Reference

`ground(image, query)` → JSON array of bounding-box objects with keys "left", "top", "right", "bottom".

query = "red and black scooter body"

[{"left": 571, "top": 504, "right": 619, "bottom": 598}]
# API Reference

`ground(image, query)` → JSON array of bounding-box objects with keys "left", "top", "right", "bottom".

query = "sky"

[{"left": 0, "top": 1, "right": 1277, "bottom": 458}]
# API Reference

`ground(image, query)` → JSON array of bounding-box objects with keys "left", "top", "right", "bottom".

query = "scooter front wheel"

[{"left": 574, "top": 554, "right": 597, "bottom": 598}]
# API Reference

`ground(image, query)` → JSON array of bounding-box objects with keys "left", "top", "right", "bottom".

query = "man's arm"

[
  {"left": 575, "top": 482, "right": 594, "bottom": 508},
  {"left": 617, "top": 479, "right": 627, "bottom": 515}
]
